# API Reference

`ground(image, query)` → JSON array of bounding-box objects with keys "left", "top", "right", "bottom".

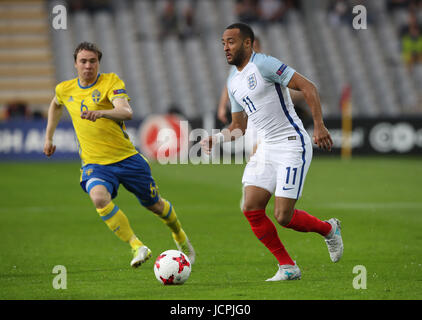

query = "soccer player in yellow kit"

[{"left": 43, "top": 42, "right": 195, "bottom": 267}]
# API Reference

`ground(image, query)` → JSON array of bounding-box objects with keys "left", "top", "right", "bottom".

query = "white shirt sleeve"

[
  {"left": 226, "top": 67, "right": 244, "bottom": 113},
  {"left": 228, "top": 87, "right": 243, "bottom": 113},
  {"left": 253, "top": 53, "right": 296, "bottom": 87}
]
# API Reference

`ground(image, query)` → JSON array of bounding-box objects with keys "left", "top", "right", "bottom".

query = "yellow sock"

[
  {"left": 157, "top": 199, "right": 187, "bottom": 244},
  {"left": 97, "top": 202, "right": 143, "bottom": 249},
  {"left": 129, "top": 235, "right": 143, "bottom": 251}
]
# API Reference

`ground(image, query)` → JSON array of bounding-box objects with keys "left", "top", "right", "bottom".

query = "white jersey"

[{"left": 227, "top": 52, "right": 310, "bottom": 147}]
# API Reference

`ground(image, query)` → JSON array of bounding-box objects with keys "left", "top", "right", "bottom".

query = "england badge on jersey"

[{"left": 247, "top": 73, "right": 257, "bottom": 90}]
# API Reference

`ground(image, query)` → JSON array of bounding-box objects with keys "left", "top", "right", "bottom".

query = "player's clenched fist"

[
  {"left": 200, "top": 136, "right": 215, "bottom": 155},
  {"left": 43, "top": 140, "right": 56, "bottom": 157},
  {"left": 81, "top": 110, "right": 103, "bottom": 122},
  {"left": 312, "top": 124, "right": 333, "bottom": 151},
  {"left": 201, "top": 133, "right": 225, "bottom": 155}
]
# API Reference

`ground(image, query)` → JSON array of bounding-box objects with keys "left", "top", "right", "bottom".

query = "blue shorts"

[{"left": 80, "top": 153, "right": 159, "bottom": 207}]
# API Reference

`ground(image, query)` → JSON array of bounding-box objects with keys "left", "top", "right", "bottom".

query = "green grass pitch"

[{"left": 0, "top": 157, "right": 421, "bottom": 300}]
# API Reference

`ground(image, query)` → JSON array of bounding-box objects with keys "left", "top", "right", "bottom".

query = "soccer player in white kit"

[{"left": 202, "top": 23, "right": 343, "bottom": 281}]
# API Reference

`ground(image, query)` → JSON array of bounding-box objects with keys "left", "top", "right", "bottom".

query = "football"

[{"left": 154, "top": 250, "right": 192, "bottom": 285}]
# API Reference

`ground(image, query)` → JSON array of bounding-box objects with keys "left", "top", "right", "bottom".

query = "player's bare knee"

[
  {"left": 274, "top": 208, "right": 294, "bottom": 226},
  {"left": 89, "top": 188, "right": 111, "bottom": 209},
  {"left": 91, "top": 195, "right": 110, "bottom": 209},
  {"left": 242, "top": 202, "right": 265, "bottom": 213},
  {"left": 147, "top": 198, "right": 164, "bottom": 214},
  {"left": 242, "top": 187, "right": 271, "bottom": 213}
]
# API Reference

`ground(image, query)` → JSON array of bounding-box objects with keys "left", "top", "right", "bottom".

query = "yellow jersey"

[{"left": 55, "top": 73, "right": 138, "bottom": 165}]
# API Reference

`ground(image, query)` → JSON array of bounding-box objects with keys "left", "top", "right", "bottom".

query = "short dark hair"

[
  {"left": 226, "top": 22, "right": 255, "bottom": 44},
  {"left": 73, "top": 42, "right": 102, "bottom": 62}
]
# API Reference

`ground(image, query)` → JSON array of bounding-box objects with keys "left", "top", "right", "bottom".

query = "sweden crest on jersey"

[
  {"left": 92, "top": 89, "right": 101, "bottom": 103},
  {"left": 247, "top": 73, "right": 257, "bottom": 90}
]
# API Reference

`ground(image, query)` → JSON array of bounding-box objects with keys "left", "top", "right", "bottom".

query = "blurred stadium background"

[{"left": 0, "top": 0, "right": 421, "bottom": 159}]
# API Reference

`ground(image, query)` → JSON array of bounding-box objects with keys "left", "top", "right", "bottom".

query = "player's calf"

[
  {"left": 283, "top": 208, "right": 332, "bottom": 236},
  {"left": 148, "top": 198, "right": 196, "bottom": 264},
  {"left": 243, "top": 209, "right": 295, "bottom": 266}
]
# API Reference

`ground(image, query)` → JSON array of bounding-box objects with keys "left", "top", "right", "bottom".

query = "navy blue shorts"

[{"left": 80, "top": 153, "right": 159, "bottom": 207}]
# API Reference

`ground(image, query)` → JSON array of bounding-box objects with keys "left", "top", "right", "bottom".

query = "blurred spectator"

[
  {"left": 408, "top": 0, "right": 422, "bottom": 21},
  {"left": 327, "top": 0, "right": 352, "bottom": 26},
  {"left": 400, "top": 12, "right": 422, "bottom": 70},
  {"left": 158, "top": 0, "right": 197, "bottom": 40},
  {"left": 68, "top": 0, "right": 112, "bottom": 14},
  {"left": 68, "top": 0, "right": 86, "bottom": 13},
  {"left": 179, "top": 0, "right": 197, "bottom": 40},
  {"left": 387, "top": 0, "right": 422, "bottom": 26},
  {"left": 235, "top": 0, "right": 260, "bottom": 24},
  {"left": 3, "top": 101, "right": 30, "bottom": 120},
  {"left": 159, "top": 0, "right": 180, "bottom": 39},
  {"left": 32, "top": 111, "right": 45, "bottom": 120},
  {"left": 387, "top": 0, "right": 416, "bottom": 12},
  {"left": 86, "top": 0, "right": 112, "bottom": 13},
  {"left": 327, "top": 0, "right": 376, "bottom": 27},
  {"left": 257, "top": 0, "right": 293, "bottom": 24},
  {"left": 168, "top": 103, "right": 185, "bottom": 118}
]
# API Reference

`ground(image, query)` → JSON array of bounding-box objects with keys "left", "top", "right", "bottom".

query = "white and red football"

[{"left": 153, "top": 250, "right": 191, "bottom": 285}]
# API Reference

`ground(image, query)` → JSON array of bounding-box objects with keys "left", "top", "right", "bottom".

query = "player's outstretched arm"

[
  {"left": 43, "top": 96, "right": 63, "bottom": 157},
  {"left": 217, "top": 85, "right": 229, "bottom": 124},
  {"left": 81, "top": 97, "right": 133, "bottom": 122},
  {"left": 201, "top": 111, "right": 247, "bottom": 154},
  {"left": 287, "top": 72, "right": 333, "bottom": 151}
]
